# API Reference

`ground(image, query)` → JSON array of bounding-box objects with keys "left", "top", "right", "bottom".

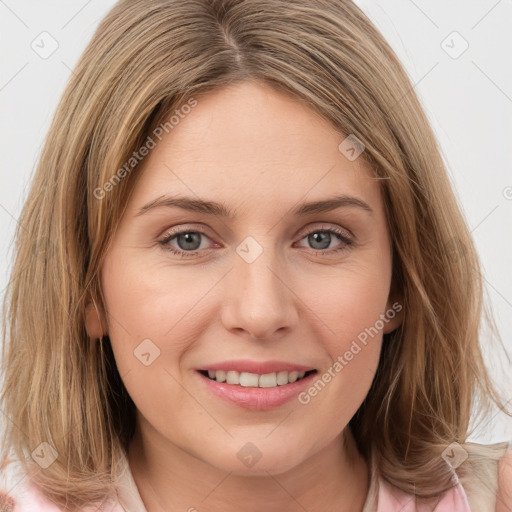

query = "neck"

[{"left": 128, "top": 422, "right": 369, "bottom": 512}]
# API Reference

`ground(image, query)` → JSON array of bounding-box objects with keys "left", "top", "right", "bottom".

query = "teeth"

[
  {"left": 208, "top": 370, "right": 225, "bottom": 381},
  {"left": 205, "top": 369, "right": 308, "bottom": 387},
  {"left": 226, "top": 370, "right": 240, "bottom": 385},
  {"left": 288, "top": 371, "right": 299, "bottom": 383},
  {"left": 276, "top": 371, "right": 289, "bottom": 385},
  {"left": 258, "top": 373, "right": 277, "bottom": 387}
]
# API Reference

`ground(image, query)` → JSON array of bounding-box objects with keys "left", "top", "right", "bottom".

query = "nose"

[{"left": 221, "top": 239, "right": 299, "bottom": 341}]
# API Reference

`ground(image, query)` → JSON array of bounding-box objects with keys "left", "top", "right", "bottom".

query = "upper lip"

[{"left": 198, "top": 359, "right": 315, "bottom": 375}]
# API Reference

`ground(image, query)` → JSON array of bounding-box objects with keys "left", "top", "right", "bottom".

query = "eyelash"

[{"left": 158, "top": 224, "right": 354, "bottom": 259}]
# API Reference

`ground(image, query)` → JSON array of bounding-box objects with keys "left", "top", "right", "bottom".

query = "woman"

[{"left": 1, "top": 0, "right": 511, "bottom": 510}]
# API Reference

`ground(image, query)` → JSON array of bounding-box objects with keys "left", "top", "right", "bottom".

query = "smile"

[
  {"left": 199, "top": 369, "right": 317, "bottom": 387},
  {"left": 196, "top": 368, "right": 319, "bottom": 411}
]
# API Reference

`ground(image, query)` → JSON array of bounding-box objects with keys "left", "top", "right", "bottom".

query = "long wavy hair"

[{"left": 1, "top": 0, "right": 510, "bottom": 509}]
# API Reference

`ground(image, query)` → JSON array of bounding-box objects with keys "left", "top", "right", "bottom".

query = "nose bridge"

[{"left": 223, "top": 234, "right": 297, "bottom": 339}]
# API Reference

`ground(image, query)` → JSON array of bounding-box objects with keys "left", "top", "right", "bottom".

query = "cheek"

[
  {"left": 99, "top": 256, "right": 198, "bottom": 425},
  {"left": 101, "top": 250, "right": 211, "bottom": 338},
  {"left": 99, "top": 251, "right": 220, "bottom": 412},
  {"left": 294, "top": 275, "right": 387, "bottom": 432},
  {"left": 302, "top": 255, "right": 391, "bottom": 401},
  {"left": 310, "top": 260, "right": 392, "bottom": 344},
  {"left": 318, "top": 289, "right": 385, "bottom": 390}
]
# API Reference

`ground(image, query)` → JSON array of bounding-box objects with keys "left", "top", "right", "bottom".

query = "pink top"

[
  {"left": 0, "top": 450, "right": 472, "bottom": 511},
  {"left": 374, "top": 473, "right": 471, "bottom": 512}
]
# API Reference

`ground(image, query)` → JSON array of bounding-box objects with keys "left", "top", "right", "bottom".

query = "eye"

[
  {"left": 294, "top": 224, "right": 353, "bottom": 254},
  {"left": 158, "top": 224, "right": 354, "bottom": 258},
  {"left": 159, "top": 228, "right": 215, "bottom": 257}
]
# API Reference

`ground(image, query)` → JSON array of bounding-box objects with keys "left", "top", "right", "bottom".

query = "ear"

[
  {"left": 383, "top": 298, "right": 404, "bottom": 334},
  {"left": 85, "top": 298, "right": 108, "bottom": 339},
  {"left": 383, "top": 278, "right": 404, "bottom": 334}
]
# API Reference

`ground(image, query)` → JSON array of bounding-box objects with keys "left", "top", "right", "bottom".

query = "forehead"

[{"left": 128, "top": 81, "right": 381, "bottom": 217}]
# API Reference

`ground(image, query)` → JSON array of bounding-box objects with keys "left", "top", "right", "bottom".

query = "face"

[{"left": 88, "top": 80, "right": 402, "bottom": 475}]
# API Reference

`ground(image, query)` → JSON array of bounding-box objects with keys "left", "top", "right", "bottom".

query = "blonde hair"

[{"left": 1, "top": 0, "right": 510, "bottom": 509}]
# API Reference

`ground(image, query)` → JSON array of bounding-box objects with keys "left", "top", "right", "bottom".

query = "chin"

[{"left": 202, "top": 440, "right": 306, "bottom": 476}]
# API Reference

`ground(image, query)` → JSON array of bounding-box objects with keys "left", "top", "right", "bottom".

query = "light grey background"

[{"left": 1, "top": 1, "right": 511, "bottom": 443}]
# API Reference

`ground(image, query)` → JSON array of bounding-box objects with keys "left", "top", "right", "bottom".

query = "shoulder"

[
  {"left": 496, "top": 443, "right": 512, "bottom": 512},
  {"left": 0, "top": 457, "right": 125, "bottom": 512},
  {"left": 372, "top": 441, "right": 512, "bottom": 512},
  {"left": 454, "top": 440, "right": 512, "bottom": 512},
  {"left": 374, "top": 473, "right": 471, "bottom": 511},
  {"left": 0, "top": 457, "right": 63, "bottom": 511}
]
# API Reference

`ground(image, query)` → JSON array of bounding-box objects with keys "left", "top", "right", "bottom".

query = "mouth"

[
  {"left": 195, "top": 360, "right": 319, "bottom": 410},
  {"left": 197, "top": 369, "right": 318, "bottom": 388},
  {"left": 196, "top": 367, "right": 318, "bottom": 410}
]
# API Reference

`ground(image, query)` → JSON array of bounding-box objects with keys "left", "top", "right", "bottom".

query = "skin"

[{"left": 86, "top": 80, "right": 403, "bottom": 512}]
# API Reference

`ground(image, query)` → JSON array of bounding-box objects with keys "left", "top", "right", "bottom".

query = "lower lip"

[{"left": 196, "top": 370, "right": 317, "bottom": 411}]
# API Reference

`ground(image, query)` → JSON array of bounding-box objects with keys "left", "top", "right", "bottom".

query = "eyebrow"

[{"left": 135, "top": 194, "right": 374, "bottom": 218}]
